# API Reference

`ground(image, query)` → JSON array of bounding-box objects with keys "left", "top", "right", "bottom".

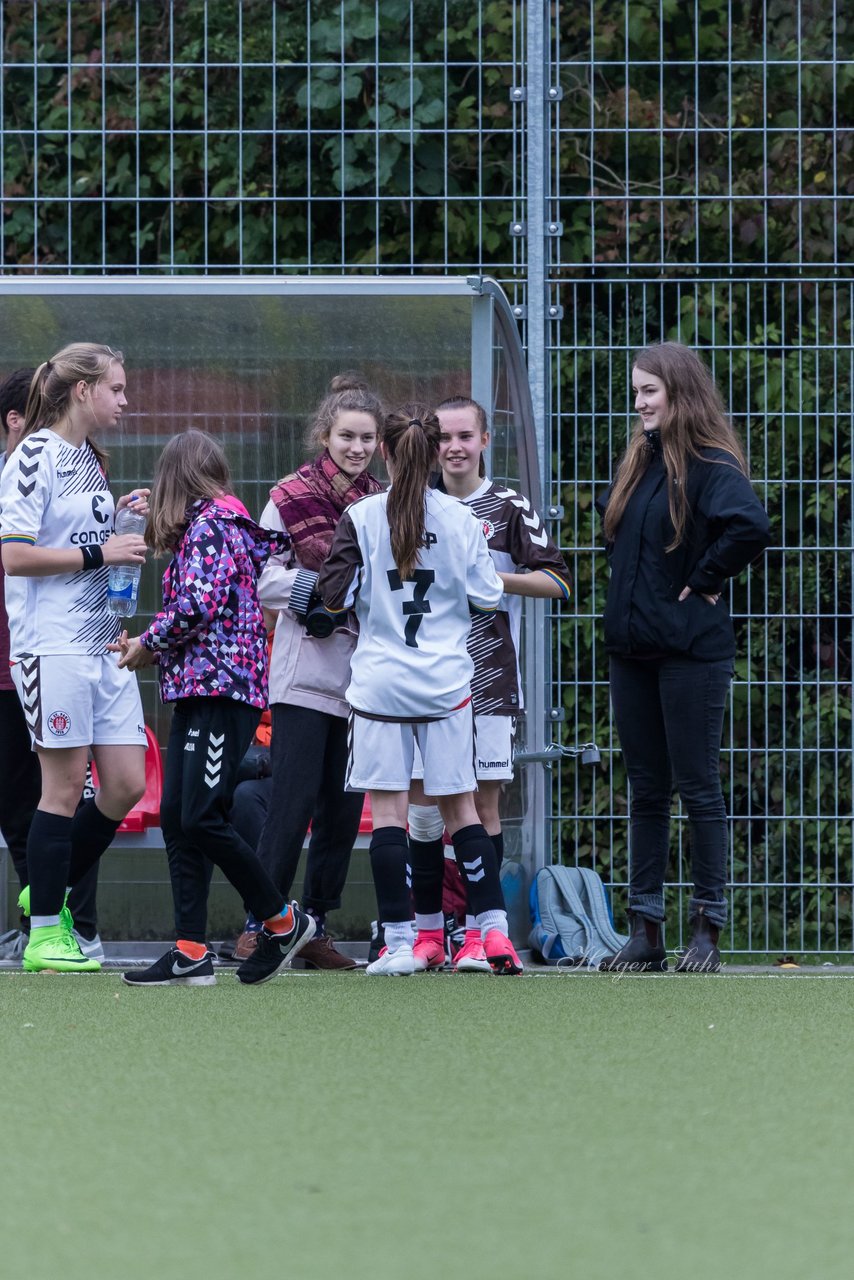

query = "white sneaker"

[
  {"left": 73, "top": 930, "right": 106, "bottom": 962},
  {"left": 365, "top": 943, "right": 417, "bottom": 976}
]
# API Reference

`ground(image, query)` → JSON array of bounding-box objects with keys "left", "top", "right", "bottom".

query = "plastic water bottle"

[{"left": 107, "top": 502, "right": 146, "bottom": 617}]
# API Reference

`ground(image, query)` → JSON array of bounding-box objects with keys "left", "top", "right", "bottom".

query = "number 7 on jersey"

[{"left": 387, "top": 569, "right": 435, "bottom": 648}]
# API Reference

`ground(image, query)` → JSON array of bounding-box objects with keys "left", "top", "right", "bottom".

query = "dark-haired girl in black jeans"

[{"left": 597, "top": 342, "right": 771, "bottom": 973}]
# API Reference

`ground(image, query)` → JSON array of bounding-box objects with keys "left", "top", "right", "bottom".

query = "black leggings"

[
  {"left": 255, "top": 703, "right": 364, "bottom": 914},
  {"left": 609, "top": 654, "right": 732, "bottom": 928},
  {"left": 160, "top": 697, "right": 284, "bottom": 943}
]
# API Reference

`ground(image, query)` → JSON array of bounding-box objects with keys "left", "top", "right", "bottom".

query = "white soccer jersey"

[
  {"left": 317, "top": 487, "right": 503, "bottom": 720},
  {"left": 0, "top": 430, "right": 120, "bottom": 658}
]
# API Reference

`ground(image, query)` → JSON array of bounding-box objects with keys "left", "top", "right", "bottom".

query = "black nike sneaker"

[
  {"left": 235, "top": 904, "right": 316, "bottom": 986},
  {"left": 122, "top": 947, "right": 217, "bottom": 986}
]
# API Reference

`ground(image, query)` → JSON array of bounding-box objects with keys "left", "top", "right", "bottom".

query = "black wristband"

[{"left": 80, "top": 544, "right": 104, "bottom": 571}]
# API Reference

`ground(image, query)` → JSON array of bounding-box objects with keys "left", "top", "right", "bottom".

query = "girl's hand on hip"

[
  {"left": 103, "top": 533, "right": 147, "bottom": 566},
  {"left": 678, "top": 585, "right": 721, "bottom": 606}
]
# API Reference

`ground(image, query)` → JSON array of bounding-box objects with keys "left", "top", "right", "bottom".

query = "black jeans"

[
  {"left": 255, "top": 703, "right": 364, "bottom": 914},
  {"left": 160, "top": 698, "right": 284, "bottom": 943},
  {"left": 0, "top": 688, "right": 99, "bottom": 933},
  {"left": 609, "top": 654, "right": 733, "bottom": 928}
]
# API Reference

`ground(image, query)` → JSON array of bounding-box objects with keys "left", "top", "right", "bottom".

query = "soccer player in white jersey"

[
  {"left": 0, "top": 344, "right": 149, "bottom": 972},
  {"left": 316, "top": 404, "right": 523, "bottom": 974},
  {"left": 407, "top": 396, "right": 571, "bottom": 973}
]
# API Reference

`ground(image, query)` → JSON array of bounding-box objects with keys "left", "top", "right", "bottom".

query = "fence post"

[{"left": 521, "top": 0, "right": 552, "bottom": 876}]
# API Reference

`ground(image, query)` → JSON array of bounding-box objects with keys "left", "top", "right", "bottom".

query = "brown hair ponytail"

[
  {"left": 382, "top": 404, "right": 441, "bottom": 580},
  {"left": 19, "top": 342, "right": 123, "bottom": 473}
]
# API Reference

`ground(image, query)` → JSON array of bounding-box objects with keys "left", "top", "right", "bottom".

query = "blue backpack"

[{"left": 529, "top": 865, "right": 628, "bottom": 968}]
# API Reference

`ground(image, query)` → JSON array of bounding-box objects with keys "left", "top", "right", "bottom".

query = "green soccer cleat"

[
  {"left": 18, "top": 886, "right": 75, "bottom": 935},
  {"left": 23, "top": 924, "right": 101, "bottom": 973}
]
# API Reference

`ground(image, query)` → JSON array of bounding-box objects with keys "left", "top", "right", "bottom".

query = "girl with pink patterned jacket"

[{"left": 111, "top": 429, "right": 316, "bottom": 988}]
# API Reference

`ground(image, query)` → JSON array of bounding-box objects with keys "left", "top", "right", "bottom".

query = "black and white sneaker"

[
  {"left": 235, "top": 904, "right": 316, "bottom": 986},
  {"left": 122, "top": 947, "right": 217, "bottom": 987}
]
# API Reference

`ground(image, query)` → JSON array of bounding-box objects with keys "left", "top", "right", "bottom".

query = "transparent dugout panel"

[{"left": 0, "top": 277, "right": 540, "bottom": 759}]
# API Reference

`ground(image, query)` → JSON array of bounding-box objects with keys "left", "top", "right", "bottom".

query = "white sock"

[
  {"left": 477, "top": 909, "right": 508, "bottom": 938},
  {"left": 383, "top": 921, "right": 415, "bottom": 950},
  {"left": 465, "top": 914, "right": 477, "bottom": 931},
  {"left": 32, "top": 915, "right": 62, "bottom": 929},
  {"left": 415, "top": 912, "right": 443, "bottom": 933}
]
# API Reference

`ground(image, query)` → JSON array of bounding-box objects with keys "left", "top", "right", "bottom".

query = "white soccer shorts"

[
  {"left": 410, "top": 713, "right": 516, "bottom": 783},
  {"left": 347, "top": 701, "right": 476, "bottom": 796},
  {"left": 11, "top": 653, "right": 147, "bottom": 750}
]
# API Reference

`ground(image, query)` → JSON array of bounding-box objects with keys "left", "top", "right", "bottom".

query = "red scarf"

[{"left": 270, "top": 449, "right": 383, "bottom": 571}]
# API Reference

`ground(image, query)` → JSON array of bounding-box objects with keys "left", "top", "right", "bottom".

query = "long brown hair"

[
  {"left": 382, "top": 404, "right": 441, "bottom": 580},
  {"left": 603, "top": 342, "right": 748, "bottom": 549},
  {"left": 306, "top": 372, "right": 384, "bottom": 453},
  {"left": 20, "top": 342, "right": 124, "bottom": 472},
  {"left": 146, "top": 429, "right": 231, "bottom": 554}
]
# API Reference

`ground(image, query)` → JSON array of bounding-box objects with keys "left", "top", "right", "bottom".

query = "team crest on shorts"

[
  {"left": 47, "top": 710, "right": 72, "bottom": 737},
  {"left": 481, "top": 519, "right": 496, "bottom": 540}
]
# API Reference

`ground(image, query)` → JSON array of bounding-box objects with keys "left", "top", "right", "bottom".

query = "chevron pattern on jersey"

[
  {"left": 204, "top": 732, "right": 225, "bottom": 789},
  {"left": 493, "top": 487, "right": 548, "bottom": 547},
  {"left": 457, "top": 479, "right": 569, "bottom": 716},
  {"left": 17, "top": 657, "right": 42, "bottom": 743},
  {"left": 16, "top": 438, "right": 46, "bottom": 497}
]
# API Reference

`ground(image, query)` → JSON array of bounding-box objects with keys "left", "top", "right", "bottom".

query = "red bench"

[{"left": 91, "top": 725, "right": 164, "bottom": 833}]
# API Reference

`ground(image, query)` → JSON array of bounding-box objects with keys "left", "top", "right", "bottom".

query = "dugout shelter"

[{"left": 0, "top": 275, "right": 556, "bottom": 940}]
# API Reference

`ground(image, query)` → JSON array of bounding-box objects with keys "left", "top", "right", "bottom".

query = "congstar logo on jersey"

[
  {"left": 70, "top": 528, "right": 111, "bottom": 546},
  {"left": 70, "top": 495, "right": 112, "bottom": 544}
]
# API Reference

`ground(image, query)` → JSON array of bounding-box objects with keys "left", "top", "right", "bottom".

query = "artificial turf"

[{"left": 1, "top": 970, "right": 852, "bottom": 1280}]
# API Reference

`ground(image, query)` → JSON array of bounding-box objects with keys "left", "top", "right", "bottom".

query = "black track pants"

[{"left": 160, "top": 697, "right": 284, "bottom": 942}]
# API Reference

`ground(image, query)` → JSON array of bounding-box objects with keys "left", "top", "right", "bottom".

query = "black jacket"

[{"left": 597, "top": 439, "right": 772, "bottom": 660}]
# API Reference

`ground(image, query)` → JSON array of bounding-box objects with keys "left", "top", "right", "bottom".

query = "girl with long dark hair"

[{"left": 597, "top": 342, "right": 771, "bottom": 973}]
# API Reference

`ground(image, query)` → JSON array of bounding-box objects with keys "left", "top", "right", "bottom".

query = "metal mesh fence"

[{"left": 1, "top": 0, "right": 852, "bottom": 954}]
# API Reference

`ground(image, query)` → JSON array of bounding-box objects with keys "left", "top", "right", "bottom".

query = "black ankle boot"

[
  {"left": 674, "top": 911, "right": 722, "bottom": 973},
  {"left": 599, "top": 911, "right": 667, "bottom": 972}
]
